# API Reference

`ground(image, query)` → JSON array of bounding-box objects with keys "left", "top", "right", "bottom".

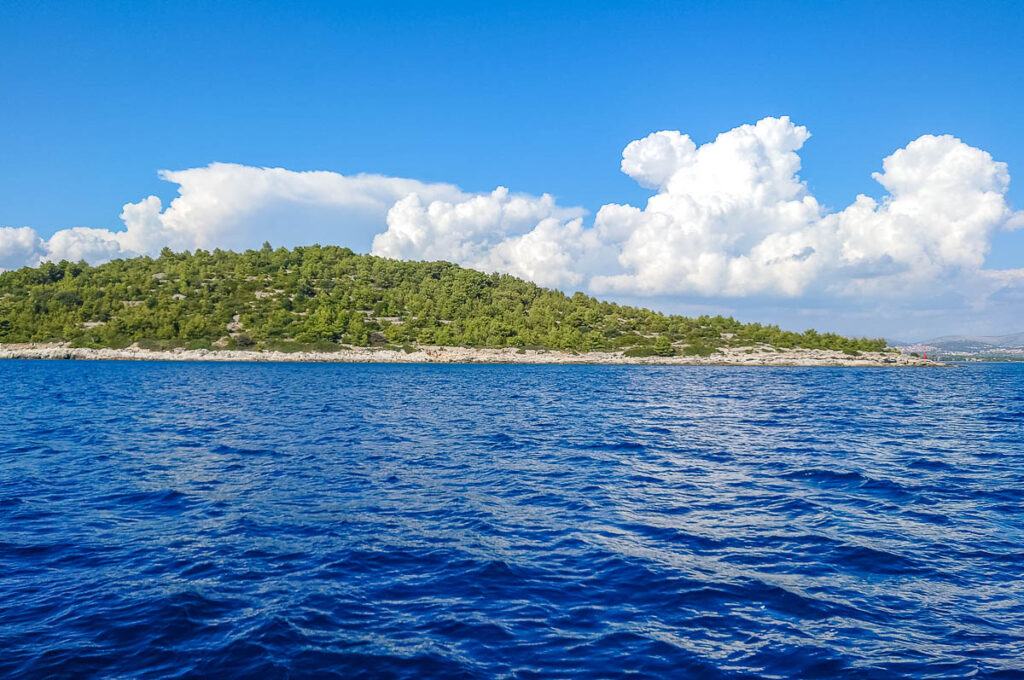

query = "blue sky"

[{"left": 2, "top": 1, "right": 1023, "bottom": 338}]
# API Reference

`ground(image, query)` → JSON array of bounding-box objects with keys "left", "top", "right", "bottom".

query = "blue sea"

[{"left": 1, "top": 361, "right": 1022, "bottom": 679}]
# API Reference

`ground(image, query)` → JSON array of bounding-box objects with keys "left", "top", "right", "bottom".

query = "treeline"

[{"left": 0, "top": 245, "right": 888, "bottom": 354}]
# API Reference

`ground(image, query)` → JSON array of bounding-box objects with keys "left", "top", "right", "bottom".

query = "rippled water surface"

[{"left": 1, "top": 361, "right": 1023, "bottom": 678}]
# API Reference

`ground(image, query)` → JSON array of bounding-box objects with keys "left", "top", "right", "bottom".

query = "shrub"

[
  {"left": 681, "top": 342, "right": 716, "bottom": 357},
  {"left": 653, "top": 336, "right": 677, "bottom": 356},
  {"left": 136, "top": 338, "right": 187, "bottom": 351}
]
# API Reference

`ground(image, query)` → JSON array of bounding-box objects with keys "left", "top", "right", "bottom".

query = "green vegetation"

[
  {"left": 0, "top": 245, "right": 889, "bottom": 354},
  {"left": 929, "top": 353, "right": 1024, "bottom": 363}
]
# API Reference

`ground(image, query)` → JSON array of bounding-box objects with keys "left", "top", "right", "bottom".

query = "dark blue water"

[{"left": 1, "top": 361, "right": 1022, "bottom": 679}]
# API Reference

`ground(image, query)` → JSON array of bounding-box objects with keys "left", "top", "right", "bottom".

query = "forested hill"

[{"left": 0, "top": 245, "right": 887, "bottom": 356}]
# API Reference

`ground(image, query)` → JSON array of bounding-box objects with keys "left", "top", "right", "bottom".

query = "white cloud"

[
  {"left": 1, "top": 163, "right": 464, "bottom": 269},
  {"left": 0, "top": 227, "right": 45, "bottom": 270},
  {"left": 587, "top": 120, "right": 1019, "bottom": 299},
  {"left": 590, "top": 117, "right": 824, "bottom": 296},
  {"left": 139, "top": 164, "right": 463, "bottom": 253},
  {"left": 42, "top": 227, "right": 131, "bottom": 265},
  {"left": 371, "top": 187, "right": 589, "bottom": 287},
  {"left": 828, "top": 134, "right": 1014, "bottom": 293},
  {"left": 2, "top": 119, "right": 1022, "bottom": 336},
  {"left": 372, "top": 117, "right": 1021, "bottom": 308}
]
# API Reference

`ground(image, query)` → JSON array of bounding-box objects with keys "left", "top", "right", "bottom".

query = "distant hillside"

[
  {"left": 906, "top": 332, "right": 1024, "bottom": 352},
  {"left": 930, "top": 333, "right": 1024, "bottom": 351},
  {"left": 0, "top": 245, "right": 887, "bottom": 355}
]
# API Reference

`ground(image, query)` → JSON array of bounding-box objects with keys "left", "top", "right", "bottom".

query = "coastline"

[{"left": 0, "top": 343, "right": 943, "bottom": 366}]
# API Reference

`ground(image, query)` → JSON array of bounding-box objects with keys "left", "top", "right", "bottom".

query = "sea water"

[{"left": 1, "top": 361, "right": 1022, "bottom": 678}]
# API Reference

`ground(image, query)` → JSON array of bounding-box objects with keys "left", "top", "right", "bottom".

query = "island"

[{"left": 0, "top": 244, "right": 937, "bottom": 366}]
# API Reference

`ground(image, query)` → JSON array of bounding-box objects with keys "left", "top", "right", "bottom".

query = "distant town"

[{"left": 895, "top": 332, "right": 1024, "bottom": 362}]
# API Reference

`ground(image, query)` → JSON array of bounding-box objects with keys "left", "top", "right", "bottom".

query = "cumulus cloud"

[
  {"left": 1, "top": 163, "right": 463, "bottom": 269},
  {"left": 139, "top": 164, "right": 463, "bottom": 253},
  {"left": 2, "top": 118, "right": 1022, "bottom": 336},
  {"left": 0, "top": 227, "right": 45, "bottom": 270},
  {"left": 591, "top": 117, "right": 824, "bottom": 296},
  {"left": 371, "top": 187, "right": 590, "bottom": 287},
  {"left": 372, "top": 116, "right": 1022, "bottom": 305}
]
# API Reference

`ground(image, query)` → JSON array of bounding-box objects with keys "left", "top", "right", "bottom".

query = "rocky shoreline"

[{"left": 0, "top": 343, "right": 943, "bottom": 366}]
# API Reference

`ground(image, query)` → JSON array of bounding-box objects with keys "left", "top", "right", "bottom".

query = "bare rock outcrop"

[{"left": 0, "top": 343, "right": 944, "bottom": 367}]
